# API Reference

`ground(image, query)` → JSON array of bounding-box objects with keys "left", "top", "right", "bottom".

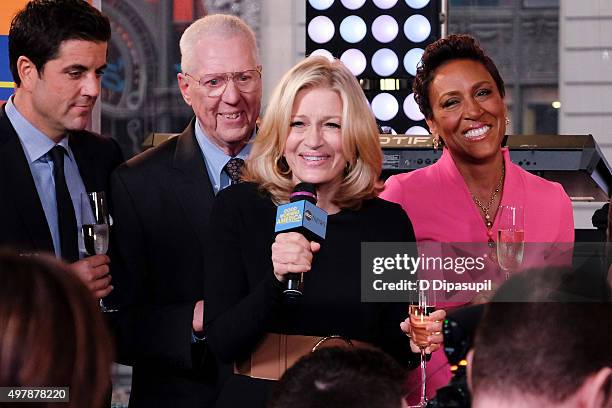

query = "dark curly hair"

[{"left": 413, "top": 34, "right": 505, "bottom": 120}]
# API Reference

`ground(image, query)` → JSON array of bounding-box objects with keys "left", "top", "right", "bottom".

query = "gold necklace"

[{"left": 472, "top": 166, "right": 505, "bottom": 246}]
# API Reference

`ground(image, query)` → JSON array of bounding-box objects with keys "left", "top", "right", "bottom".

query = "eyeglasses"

[{"left": 183, "top": 66, "right": 262, "bottom": 97}]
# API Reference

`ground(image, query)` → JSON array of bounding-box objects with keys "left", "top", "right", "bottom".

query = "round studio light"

[
  {"left": 372, "top": 49, "right": 399, "bottom": 76},
  {"left": 371, "top": 93, "right": 399, "bottom": 121},
  {"left": 405, "top": 0, "right": 430, "bottom": 9},
  {"left": 308, "top": 0, "right": 335, "bottom": 11},
  {"left": 403, "top": 93, "right": 424, "bottom": 121},
  {"left": 340, "top": 48, "right": 367, "bottom": 76},
  {"left": 340, "top": 15, "right": 367, "bottom": 43},
  {"left": 308, "top": 16, "right": 335, "bottom": 44},
  {"left": 403, "top": 48, "right": 424, "bottom": 76},
  {"left": 340, "top": 0, "right": 366, "bottom": 10},
  {"left": 404, "top": 14, "right": 431, "bottom": 43},
  {"left": 373, "top": 0, "right": 399, "bottom": 9},
  {"left": 310, "top": 49, "right": 334, "bottom": 61},
  {"left": 406, "top": 125, "right": 429, "bottom": 135},
  {"left": 372, "top": 15, "right": 399, "bottom": 43}
]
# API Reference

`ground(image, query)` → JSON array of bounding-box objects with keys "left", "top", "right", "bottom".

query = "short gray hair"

[{"left": 179, "top": 14, "right": 260, "bottom": 73}]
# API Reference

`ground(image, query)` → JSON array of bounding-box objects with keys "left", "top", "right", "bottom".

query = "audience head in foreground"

[
  {"left": 0, "top": 251, "right": 113, "bottom": 408},
  {"left": 269, "top": 347, "right": 408, "bottom": 408},
  {"left": 469, "top": 269, "right": 612, "bottom": 408}
]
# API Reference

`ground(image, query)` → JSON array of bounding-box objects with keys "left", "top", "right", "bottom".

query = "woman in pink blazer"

[
  {"left": 381, "top": 35, "right": 573, "bottom": 245},
  {"left": 380, "top": 34, "right": 574, "bottom": 403}
]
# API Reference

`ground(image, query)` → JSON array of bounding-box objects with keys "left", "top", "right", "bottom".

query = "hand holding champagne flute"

[
  {"left": 81, "top": 191, "right": 116, "bottom": 312},
  {"left": 401, "top": 309, "right": 445, "bottom": 354},
  {"left": 401, "top": 286, "right": 442, "bottom": 407},
  {"left": 409, "top": 303, "right": 435, "bottom": 348}
]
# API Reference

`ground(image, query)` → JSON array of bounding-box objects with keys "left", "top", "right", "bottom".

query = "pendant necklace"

[{"left": 472, "top": 165, "right": 505, "bottom": 248}]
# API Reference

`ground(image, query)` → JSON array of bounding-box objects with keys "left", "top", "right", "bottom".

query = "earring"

[
  {"left": 432, "top": 135, "right": 440, "bottom": 150},
  {"left": 276, "top": 155, "right": 291, "bottom": 176},
  {"left": 505, "top": 117, "right": 510, "bottom": 125}
]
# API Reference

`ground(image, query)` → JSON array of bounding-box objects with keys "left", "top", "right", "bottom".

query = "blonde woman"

[{"left": 203, "top": 56, "right": 445, "bottom": 407}]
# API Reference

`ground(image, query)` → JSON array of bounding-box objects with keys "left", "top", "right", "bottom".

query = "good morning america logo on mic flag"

[{"left": 274, "top": 200, "right": 327, "bottom": 239}]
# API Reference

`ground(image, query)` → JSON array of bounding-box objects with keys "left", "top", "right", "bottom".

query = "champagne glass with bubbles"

[
  {"left": 81, "top": 191, "right": 116, "bottom": 312},
  {"left": 408, "top": 285, "right": 436, "bottom": 407},
  {"left": 497, "top": 205, "right": 525, "bottom": 274}
]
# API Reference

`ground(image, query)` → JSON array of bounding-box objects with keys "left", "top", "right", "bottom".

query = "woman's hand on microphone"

[{"left": 272, "top": 232, "right": 321, "bottom": 282}]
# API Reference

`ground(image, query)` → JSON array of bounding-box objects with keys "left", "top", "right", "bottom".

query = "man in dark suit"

[
  {"left": 110, "top": 14, "right": 262, "bottom": 407},
  {"left": 0, "top": 0, "right": 122, "bottom": 299}
]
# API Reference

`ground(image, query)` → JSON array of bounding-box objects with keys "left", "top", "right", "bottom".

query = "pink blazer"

[
  {"left": 381, "top": 148, "right": 574, "bottom": 403},
  {"left": 381, "top": 148, "right": 574, "bottom": 244}
]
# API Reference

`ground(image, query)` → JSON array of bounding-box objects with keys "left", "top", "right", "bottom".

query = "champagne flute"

[
  {"left": 497, "top": 205, "right": 525, "bottom": 275},
  {"left": 81, "top": 191, "right": 116, "bottom": 312},
  {"left": 408, "top": 287, "right": 436, "bottom": 407}
]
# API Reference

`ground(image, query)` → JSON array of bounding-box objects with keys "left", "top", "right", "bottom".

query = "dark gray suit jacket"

[
  {"left": 0, "top": 104, "right": 123, "bottom": 255},
  {"left": 110, "top": 119, "right": 227, "bottom": 407}
]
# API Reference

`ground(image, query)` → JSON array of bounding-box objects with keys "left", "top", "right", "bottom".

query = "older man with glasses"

[{"left": 109, "top": 14, "right": 262, "bottom": 407}]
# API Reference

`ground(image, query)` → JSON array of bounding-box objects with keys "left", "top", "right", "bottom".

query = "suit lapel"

[
  {"left": 0, "top": 106, "right": 54, "bottom": 251},
  {"left": 171, "top": 120, "right": 215, "bottom": 248}
]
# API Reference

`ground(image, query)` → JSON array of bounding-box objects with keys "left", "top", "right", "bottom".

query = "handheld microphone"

[{"left": 274, "top": 183, "right": 327, "bottom": 298}]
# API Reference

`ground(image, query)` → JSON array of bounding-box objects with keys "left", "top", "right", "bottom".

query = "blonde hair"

[
  {"left": 179, "top": 14, "right": 259, "bottom": 73},
  {"left": 243, "top": 56, "right": 383, "bottom": 210}
]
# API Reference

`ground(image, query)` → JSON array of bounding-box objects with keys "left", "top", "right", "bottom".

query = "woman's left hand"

[{"left": 400, "top": 309, "right": 446, "bottom": 354}]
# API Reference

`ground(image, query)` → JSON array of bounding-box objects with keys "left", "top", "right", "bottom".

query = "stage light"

[
  {"left": 372, "top": 93, "right": 399, "bottom": 121},
  {"left": 309, "top": 0, "right": 335, "bottom": 11},
  {"left": 310, "top": 49, "right": 335, "bottom": 61},
  {"left": 372, "top": 48, "right": 399, "bottom": 76},
  {"left": 404, "top": 14, "right": 431, "bottom": 43},
  {"left": 372, "top": 15, "right": 399, "bottom": 43},
  {"left": 373, "top": 0, "right": 399, "bottom": 9},
  {"left": 404, "top": 47, "right": 424, "bottom": 76},
  {"left": 380, "top": 78, "right": 400, "bottom": 91},
  {"left": 404, "top": 93, "right": 425, "bottom": 121},
  {"left": 339, "top": 15, "right": 367, "bottom": 43},
  {"left": 340, "top": 0, "right": 366, "bottom": 10},
  {"left": 308, "top": 16, "right": 335, "bottom": 44},
  {"left": 340, "top": 48, "right": 367, "bottom": 76},
  {"left": 406, "top": 125, "right": 429, "bottom": 135},
  {"left": 406, "top": 0, "right": 430, "bottom": 9},
  {"left": 306, "top": 0, "right": 440, "bottom": 133}
]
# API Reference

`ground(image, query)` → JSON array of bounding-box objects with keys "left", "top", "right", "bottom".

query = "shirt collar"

[
  {"left": 5, "top": 95, "right": 71, "bottom": 163},
  {"left": 194, "top": 118, "right": 253, "bottom": 173}
]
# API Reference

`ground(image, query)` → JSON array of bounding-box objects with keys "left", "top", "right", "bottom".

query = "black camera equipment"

[{"left": 426, "top": 305, "right": 484, "bottom": 408}]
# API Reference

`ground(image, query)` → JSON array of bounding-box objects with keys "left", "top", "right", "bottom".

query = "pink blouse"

[{"left": 381, "top": 148, "right": 574, "bottom": 243}]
